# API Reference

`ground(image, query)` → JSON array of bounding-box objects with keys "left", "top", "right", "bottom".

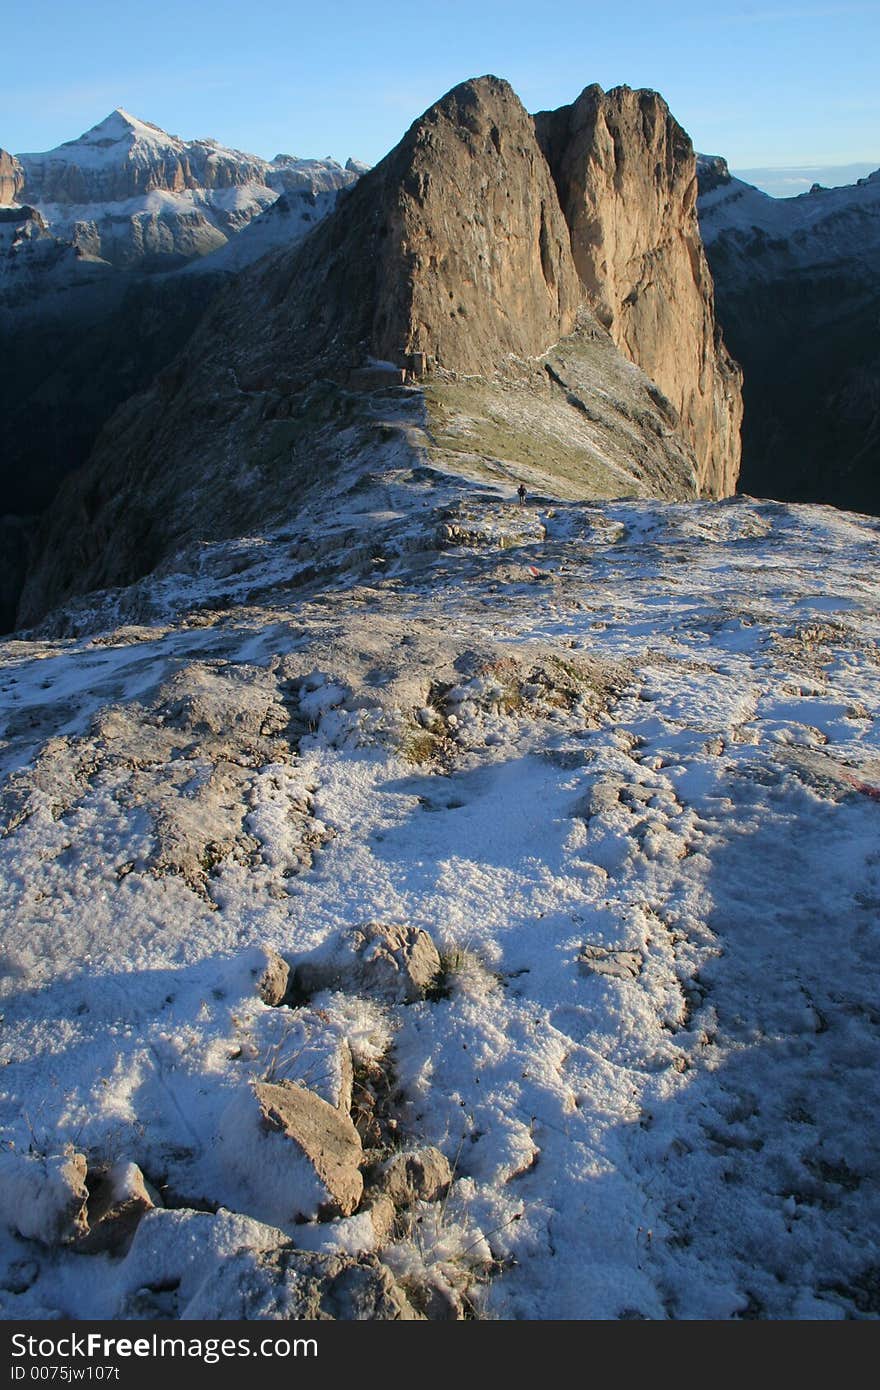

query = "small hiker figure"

[{"left": 517, "top": 483, "right": 527, "bottom": 506}]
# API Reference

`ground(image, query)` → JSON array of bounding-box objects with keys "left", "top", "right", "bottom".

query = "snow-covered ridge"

[
  {"left": 697, "top": 152, "right": 880, "bottom": 264},
  {"left": 18, "top": 107, "right": 359, "bottom": 201},
  {"left": 8, "top": 109, "right": 368, "bottom": 270},
  {"left": 0, "top": 204, "right": 110, "bottom": 305}
]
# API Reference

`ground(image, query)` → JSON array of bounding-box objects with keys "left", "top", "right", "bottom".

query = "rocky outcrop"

[
  {"left": 295, "top": 922, "right": 442, "bottom": 1003},
  {"left": 367, "top": 76, "right": 582, "bottom": 371},
  {"left": 14, "top": 78, "right": 584, "bottom": 623},
  {"left": 78, "top": 1161, "right": 155, "bottom": 1254},
  {"left": 696, "top": 154, "right": 731, "bottom": 195},
  {"left": 0, "top": 148, "right": 23, "bottom": 204},
  {"left": 535, "top": 85, "right": 742, "bottom": 498},
  {"left": 187, "top": 74, "right": 582, "bottom": 380},
  {"left": 0, "top": 203, "right": 90, "bottom": 302}
]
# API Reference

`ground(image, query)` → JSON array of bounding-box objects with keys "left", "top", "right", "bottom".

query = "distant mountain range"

[
  {"left": 697, "top": 155, "right": 880, "bottom": 513},
  {"left": 0, "top": 111, "right": 370, "bottom": 628},
  {"left": 731, "top": 161, "right": 879, "bottom": 198},
  {"left": 4, "top": 108, "right": 362, "bottom": 270}
]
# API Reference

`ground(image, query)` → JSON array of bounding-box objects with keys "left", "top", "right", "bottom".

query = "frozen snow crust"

[{"left": 1, "top": 475, "right": 880, "bottom": 1319}]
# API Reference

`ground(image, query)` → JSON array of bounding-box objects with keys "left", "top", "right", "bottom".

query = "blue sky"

[{"left": 2, "top": 1, "right": 878, "bottom": 175}]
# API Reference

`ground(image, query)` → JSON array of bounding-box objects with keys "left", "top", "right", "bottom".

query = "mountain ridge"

[{"left": 17, "top": 74, "right": 740, "bottom": 629}]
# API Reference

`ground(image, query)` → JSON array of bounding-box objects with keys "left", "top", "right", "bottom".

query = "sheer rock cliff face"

[
  {"left": 16, "top": 77, "right": 740, "bottom": 628},
  {"left": 0, "top": 148, "right": 23, "bottom": 204},
  {"left": 535, "top": 85, "right": 742, "bottom": 498},
  {"left": 369, "top": 77, "right": 582, "bottom": 371},
  {"left": 212, "top": 76, "right": 583, "bottom": 387}
]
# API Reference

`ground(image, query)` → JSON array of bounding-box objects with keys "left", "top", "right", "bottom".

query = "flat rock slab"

[
  {"left": 578, "top": 945, "right": 642, "bottom": 981},
  {"left": 253, "top": 1081, "right": 364, "bottom": 1218}
]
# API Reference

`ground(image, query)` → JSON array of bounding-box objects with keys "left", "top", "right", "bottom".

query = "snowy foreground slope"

[{"left": 1, "top": 464, "right": 879, "bottom": 1319}]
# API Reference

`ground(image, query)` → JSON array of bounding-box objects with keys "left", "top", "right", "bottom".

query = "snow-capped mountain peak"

[
  {"left": 8, "top": 110, "right": 367, "bottom": 271},
  {"left": 74, "top": 106, "right": 170, "bottom": 148}
]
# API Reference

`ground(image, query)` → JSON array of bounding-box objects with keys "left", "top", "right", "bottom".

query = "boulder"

[
  {"left": 77, "top": 1160, "right": 155, "bottom": 1254},
  {"left": 255, "top": 946, "right": 290, "bottom": 1007},
  {"left": 0, "top": 1149, "right": 89, "bottom": 1245},
  {"left": 220, "top": 1081, "right": 364, "bottom": 1224},
  {"left": 376, "top": 1147, "right": 452, "bottom": 1206},
  {"left": 295, "top": 922, "right": 441, "bottom": 1004}
]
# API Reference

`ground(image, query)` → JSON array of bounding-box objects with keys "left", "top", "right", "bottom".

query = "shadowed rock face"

[
  {"left": 535, "top": 85, "right": 742, "bottom": 498},
  {"left": 698, "top": 158, "right": 880, "bottom": 514},
  {"left": 16, "top": 76, "right": 740, "bottom": 629}
]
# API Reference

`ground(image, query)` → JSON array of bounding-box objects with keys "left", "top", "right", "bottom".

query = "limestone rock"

[
  {"left": 570, "top": 779, "right": 622, "bottom": 821},
  {"left": 181, "top": 1245, "right": 420, "bottom": 1320},
  {"left": 367, "top": 75, "right": 582, "bottom": 374},
  {"left": 365, "top": 1194, "right": 397, "bottom": 1245},
  {"left": 578, "top": 945, "right": 642, "bottom": 980},
  {"left": 116, "top": 1207, "right": 419, "bottom": 1319},
  {"left": 535, "top": 84, "right": 742, "bottom": 498},
  {"left": 0, "top": 1150, "right": 89, "bottom": 1245},
  {"left": 118, "top": 1206, "right": 289, "bottom": 1317},
  {"left": 0, "top": 148, "right": 23, "bottom": 205},
  {"left": 296, "top": 922, "right": 441, "bottom": 1003},
  {"left": 255, "top": 1081, "right": 363, "bottom": 1216},
  {"left": 255, "top": 946, "right": 290, "bottom": 1007},
  {"left": 77, "top": 1160, "right": 154, "bottom": 1254},
  {"left": 376, "top": 1146, "right": 452, "bottom": 1205},
  {"left": 320, "top": 1256, "right": 420, "bottom": 1320},
  {"left": 17, "top": 75, "right": 738, "bottom": 627},
  {"left": 220, "top": 1081, "right": 364, "bottom": 1224}
]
